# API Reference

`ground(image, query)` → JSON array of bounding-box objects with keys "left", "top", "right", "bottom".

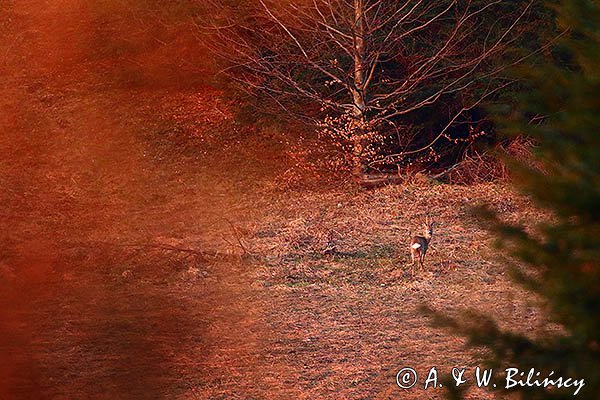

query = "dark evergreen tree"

[{"left": 438, "top": 0, "right": 600, "bottom": 399}]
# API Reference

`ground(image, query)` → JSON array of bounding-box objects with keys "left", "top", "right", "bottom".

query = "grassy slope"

[{"left": 241, "top": 182, "right": 545, "bottom": 400}]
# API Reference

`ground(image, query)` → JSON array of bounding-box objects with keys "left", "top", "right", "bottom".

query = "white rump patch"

[{"left": 411, "top": 243, "right": 421, "bottom": 249}]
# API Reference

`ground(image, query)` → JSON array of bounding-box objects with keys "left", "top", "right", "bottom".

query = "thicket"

[{"left": 201, "top": 0, "right": 551, "bottom": 182}]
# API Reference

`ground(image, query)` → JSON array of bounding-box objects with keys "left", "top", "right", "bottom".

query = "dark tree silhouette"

[{"left": 439, "top": 1, "right": 600, "bottom": 398}]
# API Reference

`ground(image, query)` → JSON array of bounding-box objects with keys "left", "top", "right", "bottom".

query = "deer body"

[{"left": 410, "top": 221, "right": 434, "bottom": 269}]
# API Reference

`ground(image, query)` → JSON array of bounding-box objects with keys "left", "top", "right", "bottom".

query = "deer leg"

[{"left": 413, "top": 250, "right": 422, "bottom": 273}]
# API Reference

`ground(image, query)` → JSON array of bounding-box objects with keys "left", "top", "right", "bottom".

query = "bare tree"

[{"left": 201, "top": 0, "right": 534, "bottom": 180}]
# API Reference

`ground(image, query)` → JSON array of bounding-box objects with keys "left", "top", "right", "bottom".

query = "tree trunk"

[
  {"left": 351, "top": 0, "right": 367, "bottom": 182},
  {"left": 351, "top": 136, "right": 365, "bottom": 180}
]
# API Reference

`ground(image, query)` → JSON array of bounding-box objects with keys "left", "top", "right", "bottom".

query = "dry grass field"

[{"left": 0, "top": 1, "right": 547, "bottom": 399}]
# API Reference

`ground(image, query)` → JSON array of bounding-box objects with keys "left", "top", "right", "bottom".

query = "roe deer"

[{"left": 410, "top": 219, "right": 435, "bottom": 269}]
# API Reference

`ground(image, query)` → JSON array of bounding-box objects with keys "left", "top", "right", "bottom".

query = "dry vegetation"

[
  {"left": 234, "top": 182, "right": 546, "bottom": 400},
  {"left": 0, "top": 1, "right": 549, "bottom": 399}
]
